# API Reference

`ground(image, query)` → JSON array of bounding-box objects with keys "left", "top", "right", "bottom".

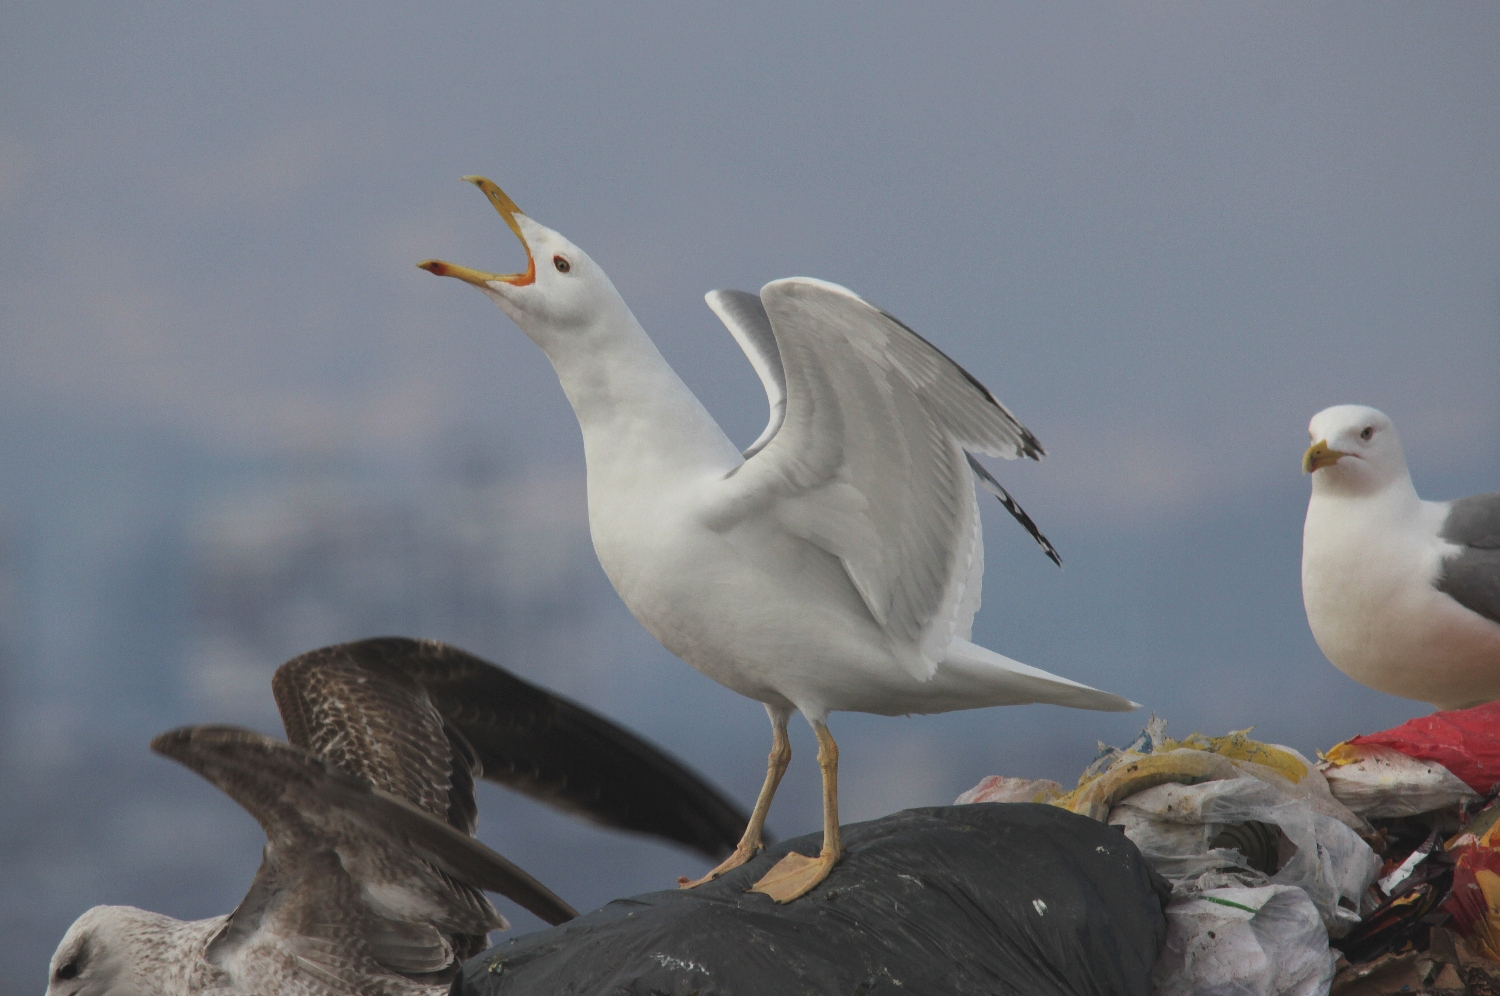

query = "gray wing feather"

[
  {"left": 1442, "top": 494, "right": 1500, "bottom": 548},
  {"left": 711, "top": 278, "right": 1054, "bottom": 675},
  {"left": 706, "top": 289, "right": 786, "bottom": 458},
  {"left": 1437, "top": 493, "right": 1500, "bottom": 626},
  {"left": 710, "top": 281, "right": 1055, "bottom": 578}
]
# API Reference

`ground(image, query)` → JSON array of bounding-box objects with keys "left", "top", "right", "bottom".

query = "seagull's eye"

[
  {"left": 553, "top": 255, "right": 571, "bottom": 274},
  {"left": 56, "top": 961, "right": 79, "bottom": 980},
  {"left": 1360, "top": 426, "right": 1374, "bottom": 441}
]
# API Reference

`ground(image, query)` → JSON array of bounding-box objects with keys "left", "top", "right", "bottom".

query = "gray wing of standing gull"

[
  {"left": 708, "top": 278, "right": 1056, "bottom": 679},
  {"left": 1437, "top": 492, "right": 1500, "bottom": 627},
  {"left": 707, "top": 283, "right": 1060, "bottom": 563},
  {"left": 707, "top": 289, "right": 786, "bottom": 458}
]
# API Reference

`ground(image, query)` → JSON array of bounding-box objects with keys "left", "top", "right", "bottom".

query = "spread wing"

[
  {"left": 273, "top": 644, "right": 479, "bottom": 835},
  {"left": 323, "top": 637, "right": 753, "bottom": 861},
  {"left": 1438, "top": 493, "right": 1500, "bottom": 626},
  {"left": 707, "top": 289, "right": 785, "bottom": 458},
  {"left": 709, "top": 278, "right": 1052, "bottom": 678},
  {"left": 151, "top": 725, "right": 577, "bottom": 985}
]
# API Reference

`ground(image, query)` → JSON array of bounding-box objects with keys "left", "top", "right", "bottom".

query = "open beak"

[
  {"left": 1302, "top": 440, "right": 1349, "bottom": 474},
  {"left": 417, "top": 177, "right": 536, "bottom": 288}
]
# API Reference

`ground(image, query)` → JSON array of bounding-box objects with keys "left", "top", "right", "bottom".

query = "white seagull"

[
  {"left": 1302, "top": 404, "right": 1500, "bottom": 710},
  {"left": 419, "top": 178, "right": 1137, "bottom": 902}
]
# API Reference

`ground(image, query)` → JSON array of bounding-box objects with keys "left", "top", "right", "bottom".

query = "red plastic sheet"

[{"left": 1348, "top": 701, "right": 1500, "bottom": 795}]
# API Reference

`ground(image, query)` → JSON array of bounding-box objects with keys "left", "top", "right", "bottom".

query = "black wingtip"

[
  {"left": 965, "top": 453, "right": 1062, "bottom": 567},
  {"left": 869, "top": 305, "right": 1047, "bottom": 461}
]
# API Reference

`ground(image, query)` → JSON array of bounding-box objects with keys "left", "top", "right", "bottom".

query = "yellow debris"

[
  {"left": 1469, "top": 869, "right": 1500, "bottom": 962},
  {"left": 1158, "top": 728, "right": 1309, "bottom": 783},
  {"left": 1055, "top": 750, "right": 1238, "bottom": 822},
  {"left": 1320, "top": 741, "right": 1362, "bottom": 766}
]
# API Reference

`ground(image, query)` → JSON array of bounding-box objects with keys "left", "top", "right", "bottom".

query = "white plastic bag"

[
  {"left": 1152, "top": 885, "right": 1335, "bottom": 996},
  {"left": 1319, "top": 743, "right": 1479, "bottom": 818},
  {"left": 1107, "top": 771, "right": 1381, "bottom": 936}
]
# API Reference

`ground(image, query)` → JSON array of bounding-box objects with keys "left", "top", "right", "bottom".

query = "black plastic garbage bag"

[{"left": 455, "top": 803, "right": 1171, "bottom": 996}]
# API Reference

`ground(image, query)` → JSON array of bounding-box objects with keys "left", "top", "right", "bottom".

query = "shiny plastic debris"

[
  {"left": 1336, "top": 701, "right": 1500, "bottom": 796},
  {"left": 1443, "top": 810, "right": 1500, "bottom": 960},
  {"left": 1027, "top": 719, "right": 1377, "bottom": 935},
  {"left": 954, "top": 774, "right": 1064, "bottom": 804},
  {"left": 1153, "top": 885, "right": 1335, "bottom": 996},
  {"left": 1321, "top": 743, "right": 1481, "bottom": 818},
  {"left": 455, "top": 805, "right": 1170, "bottom": 996},
  {"left": 960, "top": 705, "right": 1500, "bottom": 996},
  {"left": 1106, "top": 769, "right": 1379, "bottom": 935}
]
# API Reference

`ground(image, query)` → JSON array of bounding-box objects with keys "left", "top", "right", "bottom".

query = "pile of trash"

[{"left": 958, "top": 701, "right": 1500, "bottom": 996}]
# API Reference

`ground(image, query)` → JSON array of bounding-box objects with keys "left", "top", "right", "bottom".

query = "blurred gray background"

[{"left": 3, "top": 3, "right": 1498, "bottom": 986}]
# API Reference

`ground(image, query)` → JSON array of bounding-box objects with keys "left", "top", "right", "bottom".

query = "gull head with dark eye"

[
  {"left": 46, "top": 927, "right": 91, "bottom": 995},
  {"left": 47, "top": 905, "right": 181, "bottom": 996}
]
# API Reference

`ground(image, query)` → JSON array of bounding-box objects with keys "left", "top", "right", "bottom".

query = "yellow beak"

[
  {"left": 1302, "top": 440, "right": 1349, "bottom": 474},
  {"left": 417, "top": 176, "right": 536, "bottom": 288}
]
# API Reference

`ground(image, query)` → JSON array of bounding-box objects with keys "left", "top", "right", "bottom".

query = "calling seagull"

[{"left": 420, "top": 178, "right": 1136, "bottom": 902}]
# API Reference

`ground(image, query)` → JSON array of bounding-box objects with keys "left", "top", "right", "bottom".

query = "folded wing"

[{"left": 1438, "top": 493, "right": 1500, "bottom": 626}]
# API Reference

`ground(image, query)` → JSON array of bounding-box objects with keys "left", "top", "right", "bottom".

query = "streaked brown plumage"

[{"left": 45, "top": 637, "right": 753, "bottom": 995}]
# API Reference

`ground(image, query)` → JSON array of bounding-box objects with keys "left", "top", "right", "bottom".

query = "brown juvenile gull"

[
  {"left": 1302, "top": 404, "right": 1500, "bottom": 709},
  {"left": 44, "top": 637, "right": 753, "bottom": 995}
]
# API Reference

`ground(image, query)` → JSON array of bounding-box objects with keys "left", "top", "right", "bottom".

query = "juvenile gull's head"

[{"left": 46, "top": 905, "right": 186, "bottom": 996}]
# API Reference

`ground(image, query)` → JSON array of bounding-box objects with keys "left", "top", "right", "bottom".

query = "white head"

[
  {"left": 45, "top": 906, "right": 178, "bottom": 996},
  {"left": 418, "top": 177, "right": 629, "bottom": 356},
  {"left": 1303, "top": 404, "right": 1411, "bottom": 496}
]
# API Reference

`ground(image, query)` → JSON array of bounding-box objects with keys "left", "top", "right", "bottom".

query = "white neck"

[
  {"left": 1306, "top": 468, "right": 1434, "bottom": 551},
  {"left": 534, "top": 298, "right": 743, "bottom": 484},
  {"left": 1310, "top": 463, "right": 1420, "bottom": 508}
]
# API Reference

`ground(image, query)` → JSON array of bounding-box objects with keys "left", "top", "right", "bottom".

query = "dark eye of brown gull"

[
  {"left": 553, "top": 255, "right": 571, "bottom": 273},
  {"left": 56, "top": 960, "right": 79, "bottom": 980}
]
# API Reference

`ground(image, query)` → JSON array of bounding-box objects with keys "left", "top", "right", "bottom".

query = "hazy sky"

[{"left": 2, "top": 2, "right": 1498, "bottom": 985}]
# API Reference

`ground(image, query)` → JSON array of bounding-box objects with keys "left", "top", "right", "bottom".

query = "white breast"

[{"left": 1303, "top": 490, "right": 1500, "bottom": 707}]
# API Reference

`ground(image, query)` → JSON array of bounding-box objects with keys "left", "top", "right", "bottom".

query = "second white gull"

[
  {"left": 1302, "top": 404, "right": 1500, "bottom": 709},
  {"left": 419, "top": 178, "right": 1137, "bottom": 902}
]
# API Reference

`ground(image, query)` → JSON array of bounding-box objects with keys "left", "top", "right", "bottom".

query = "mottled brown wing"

[
  {"left": 151, "top": 726, "right": 577, "bottom": 951},
  {"left": 339, "top": 637, "right": 753, "bottom": 861},
  {"left": 273, "top": 643, "right": 479, "bottom": 835}
]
